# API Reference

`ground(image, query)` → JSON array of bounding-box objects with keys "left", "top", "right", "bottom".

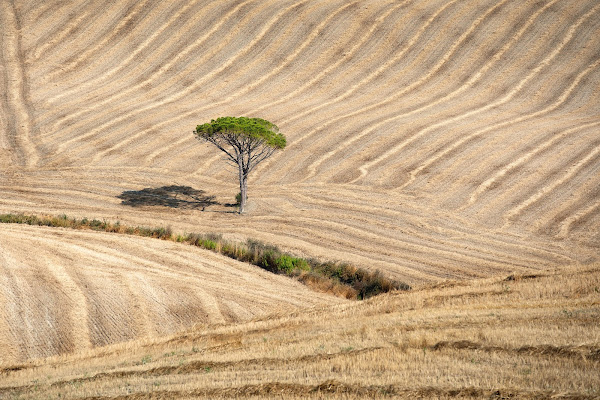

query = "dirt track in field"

[{"left": 0, "top": 0, "right": 599, "bottom": 362}]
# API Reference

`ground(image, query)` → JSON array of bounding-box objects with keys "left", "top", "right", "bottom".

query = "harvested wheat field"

[
  {"left": 1, "top": 0, "right": 600, "bottom": 396},
  {"left": 0, "top": 223, "right": 342, "bottom": 364},
  {"left": 1, "top": 264, "right": 599, "bottom": 399},
  {"left": 0, "top": 0, "right": 598, "bottom": 283}
]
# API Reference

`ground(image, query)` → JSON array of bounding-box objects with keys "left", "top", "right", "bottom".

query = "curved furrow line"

[
  {"left": 468, "top": 120, "right": 600, "bottom": 206},
  {"left": 39, "top": 0, "right": 260, "bottom": 123},
  {"left": 49, "top": 0, "right": 307, "bottom": 155},
  {"left": 557, "top": 200, "right": 600, "bottom": 239},
  {"left": 397, "top": 56, "right": 600, "bottom": 192},
  {"left": 0, "top": 0, "right": 39, "bottom": 168},
  {"left": 0, "top": 235, "right": 67, "bottom": 359},
  {"left": 535, "top": 170, "right": 600, "bottom": 240},
  {"left": 35, "top": 1, "right": 204, "bottom": 106},
  {"left": 52, "top": 0, "right": 440, "bottom": 170},
  {"left": 0, "top": 29, "right": 9, "bottom": 169},
  {"left": 228, "top": 222, "right": 467, "bottom": 283},
  {"left": 43, "top": 0, "right": 404, "bottom": 162},
  {"left": 0, "top": 183, "right": 130, "bottom": 208},
  {"left": 402, "top": 36, "right": 600, "bottom": 197},
  {"left": 291, "top": 0, "right": 546, "bottom": 183},
  {"left": 35, "top": 0, "right": 196, "bottom": 104},
  {"left": 45, "top": 0, "right": 301, "bottom": 126},
  {"left": 91, "top": 0, "right": 373, "bottom": 165},
  {"left": 503, "top": 142, "right": 600, "bottom": 225},
  {"left": 44, "top": 0, "right": 156, "bottom": 79},
  {"left": 104, "top": 0, "right": 363, "bottom": 164},
  {"left": 27, "top": 0, "right": 125, "bottom": 64},
  {"left": 0, "top": 224, "right": 342, "bottom": 355},
  {"left": 245, "top": 213, "right": 550, "bottom": 275},
  {"left": 0, "top": 167, "right": 580, "bottom": 272},
  {"left": 275, "top": 0, "right": 465, "bottom": 127},
  {"left": 0, "top": 248, "right": 21, "bottom": 364},
  {"left": 283, "top": 191, "right": 575, "bottom": 266},
  {"left": 35, "top": 227, "right": 326, "bottom": 312},
  {"left": 40, "top": 257, "right": 93, "bottom": 354},
  {"left": 282, "top": 184, "right": 577, "bottom": 258},
  {"left": 351, "top": 1, "right": 600, "bottom": 184},
  {"left": 20, "top": 0, "right": 63, "bottom": 24},
  {"left": 468, "top": 126, "right": 600, "bottom": 223},
  {"left": 203, "top": 0, "right": 485, "bottom": 179},
  {"left": 240, "top": 0, "right": 413, "bottom": 117},
  {"left": 145, "top": 0, "right": 407, "bottom": 164}
]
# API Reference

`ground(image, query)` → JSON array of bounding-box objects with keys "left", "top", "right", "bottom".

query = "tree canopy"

[{"left": 194, "top": 117, "right": 286, "bottom": 214}]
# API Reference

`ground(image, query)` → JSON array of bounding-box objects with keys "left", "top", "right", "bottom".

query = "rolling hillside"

[
  {"left": 1, "top": 0, "right": 598, "bottom": 285},
  {"left": 0, "top": 224, "right": 342, "bottom": 364},
  {"left": 0, "top": 0, "right": 599, "bottom": 368},
  {"left": 1, "top": 264, "right": 598, "bottom": 398}
]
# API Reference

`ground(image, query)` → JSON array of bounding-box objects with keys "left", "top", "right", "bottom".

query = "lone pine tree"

[{"left": 194, "top": 117, "right": 286, "bottom": 214}]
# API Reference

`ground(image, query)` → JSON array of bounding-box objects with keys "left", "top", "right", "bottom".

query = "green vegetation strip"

[{"left": 0, "top": 214, "right": 410, "bottom": 299}]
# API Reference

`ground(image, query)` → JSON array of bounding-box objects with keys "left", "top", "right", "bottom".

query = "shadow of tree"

[{"left": 118, "top": 186, "right": 219, "bottom": 210}]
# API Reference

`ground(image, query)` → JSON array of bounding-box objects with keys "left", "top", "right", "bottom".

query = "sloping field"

[
  {"left": 0, "top": 224, "right": 342, "bottom": 364},
  {"left": 0, "top": 0, "right": 599, "bottom": 283},
  {"left": 2, "top": 264, "right": 598, "bottom": 398}
]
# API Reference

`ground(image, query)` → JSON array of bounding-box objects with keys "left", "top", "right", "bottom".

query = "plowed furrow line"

[
  {"left": 93, "top": 0, "right": 372, "bottom": 165},
  {"left": 402, "top": 56, "right": 600, "bottom": 192},
  {"left": 42, "top": 258, "right": 92, "bottom": 353},
  {"left": 0, "top": 250, "right": 21, "bottom": 365},
  {"left": 468, "top": 120, "right": 600, "bottom": 206},
  {"left": 41, "top": 0, "right": 394, "bottom": 163},
  {"left": 558, "top": 199, "right": 600, "bottom": 239},
  {"left": 46, "top": 0, "right": 154, "bottom": 79},
  {"left": 22, "top": 0, "right": 63, "bottom": 24},
  {"left": 279, "top": 0, "right": 467, "bottom": 127},
  {"left": 3, "top": 347, "right": 384, "bottom": 393},
  {"left": 241, "top": 0, "right": 412, "bottom": 117},
  {"left": 525, "top": 157, "right": 600, "bottom": 238},
  {"left": 36, "top": 0, "right": 197, "bottom": 104},
  {"left": 145, "top": 0, "right": 403, "bottom": 164},
  {"left": 118, "top": 275, "right": 152, "bottom": 340},
  {"left": 49, "top": 0, "right": 299, "bottom": 154},
  {"left": 103, "top": 0, "right": 361, "bottom": 163},
  {"left": 27, "top": 0, "right": 103, "bottom": 62},
  {"left": 260, "top": 0, "right": 468, "bottom": 178},
  {"left": 287, "top": 190, "right": 573, "bottom": 264},
  {"left": 504, "top": 142, "right": 600, "bottom": 224},
  {"left": 0, "top": 0, "right": 38, "bottom": 168},
  {"left": 37, "top": 0, "right": 206, "bottom": 106},
  {"left": 431, "top": 340, "right": 600, "bottom": 361},
  {"left": 354, "top": 2, "right": 600, "bottom": 183},
  {"left": 242, "top": 217, "right": 543, "bottom": 278},
  {"left": 39, "top": 0, "right": 261, "bottom": 130},
  {"left": 299, "top": 0, "right": 546, "bottom": 182}
]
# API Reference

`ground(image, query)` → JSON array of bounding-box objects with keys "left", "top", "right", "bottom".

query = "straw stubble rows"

[
  {"left": 1, "top": 264, "right": 598, "bottom": 398},
  {"left": 0, "top": 0, "right": 599, "bottom": 366}
]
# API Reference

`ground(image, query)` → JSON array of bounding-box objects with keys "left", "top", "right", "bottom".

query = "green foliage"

[{"left": 195, "top": 117, "right": 286, "bottom": 149}]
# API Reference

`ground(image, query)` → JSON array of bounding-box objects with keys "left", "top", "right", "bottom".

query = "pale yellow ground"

[
  {"left": 0, "top": 224, "right": 343, "bottom": 364},
  {"left": 0, "top": 0, "right": 599, "bottom": 369},
  {"left": 1, "top": 264, "right": 598, "bottom": 399}
]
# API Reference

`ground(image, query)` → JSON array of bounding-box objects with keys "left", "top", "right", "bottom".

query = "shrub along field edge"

[{"left": 0, "top": 214, "right": 410, "bottom": 299}]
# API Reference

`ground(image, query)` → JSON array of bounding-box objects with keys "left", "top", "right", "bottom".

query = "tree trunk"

[{"left": 238, "top": 164, "right": 248, "bottom": 214}]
